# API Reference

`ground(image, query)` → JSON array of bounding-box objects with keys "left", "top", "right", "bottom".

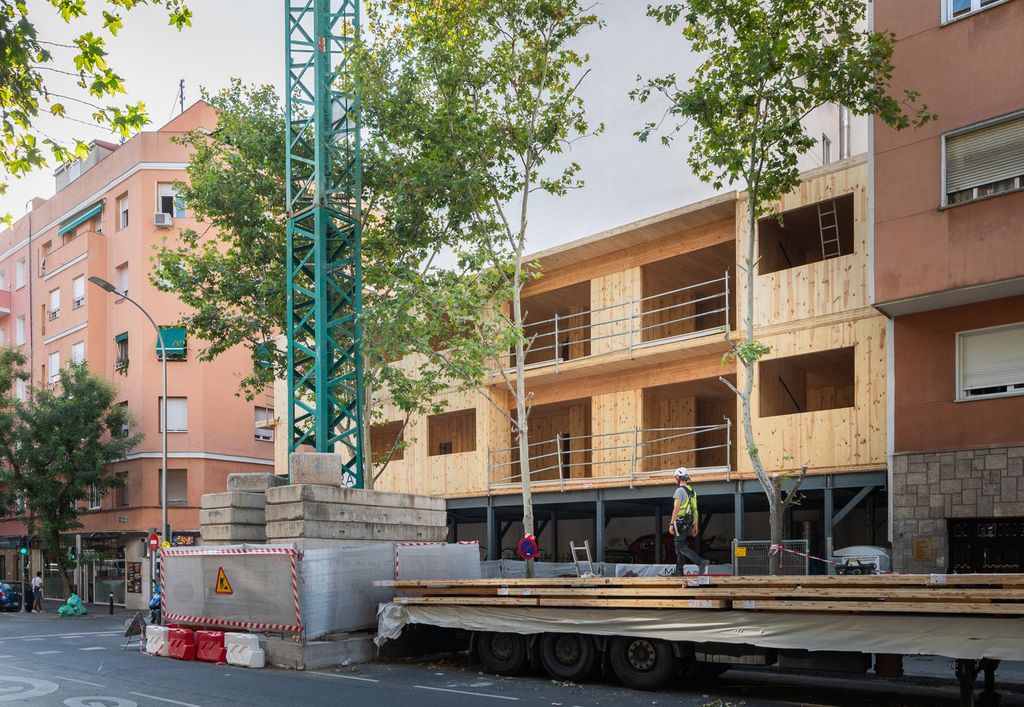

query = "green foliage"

[
  {"left": 0, "top": 0, "right": 192, "bottom": 214},
  {"left": 633, "top": 0, "right": 935, "bottom": 215},
  {"left": 722, "top": 339, "right": 771, "bottom": 365},
  {"left": 0, "top": 352, "right": 141, "bottom": 586},
  {"left": 152, "top": 81, "right": 517, "bottom": 454}
]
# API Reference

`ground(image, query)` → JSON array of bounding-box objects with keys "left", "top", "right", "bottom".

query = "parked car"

[{"left": 0, "top": 582, "right": 24, "bottom": 611}]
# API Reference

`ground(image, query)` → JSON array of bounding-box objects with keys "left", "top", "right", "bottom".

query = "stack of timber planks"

[{"left": 386, "top": 574, "right": 1024, "bottom": 616}]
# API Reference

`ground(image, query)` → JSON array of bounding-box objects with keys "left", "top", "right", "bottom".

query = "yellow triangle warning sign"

[{"left": 215, "top": 566, "right": 233, "bottom": 595}]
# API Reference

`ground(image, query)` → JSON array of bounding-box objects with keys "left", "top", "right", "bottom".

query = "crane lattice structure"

[{"left": 284, "top": 0, "right": 365, "bottom": 487}]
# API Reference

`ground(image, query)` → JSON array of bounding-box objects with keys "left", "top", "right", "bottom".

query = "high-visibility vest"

[{"left": 676, "top": 484, "right": 698, "bottom": 524}]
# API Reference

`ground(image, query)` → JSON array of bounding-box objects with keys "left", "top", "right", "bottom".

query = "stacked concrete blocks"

[{"left": 199, "top": 473, "right": 286, "bottom": 545}]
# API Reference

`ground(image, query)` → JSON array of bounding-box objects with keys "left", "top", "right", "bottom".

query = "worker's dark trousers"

[{"left": 674, "top": 519, "right": 707, "bottom": 574}]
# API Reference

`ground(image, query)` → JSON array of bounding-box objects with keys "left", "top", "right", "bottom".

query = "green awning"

[
  {"left": 114, "top": 332, "right": 128, "bottom": 343},
  {"left": 158, "top": 326, "right": 187, "bottom": 357},
  {"left": 58, "top": 201, "right": 103, "bottom": 237}
]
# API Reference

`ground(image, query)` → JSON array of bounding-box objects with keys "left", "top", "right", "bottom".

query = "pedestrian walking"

[
  {"left": 668, "top": 468, "right": 710, "bottom": 575},
  {"left": 31, "top": 571, "right": 44, "bottom": 612}
]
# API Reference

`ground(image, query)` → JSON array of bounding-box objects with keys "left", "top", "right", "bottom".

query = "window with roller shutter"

[
  {"left": 944, "top": 112, "right": 1024, "bottom": 206},
  {"left": 957, "top": 323, "right": 1024, "bottom": 401}
]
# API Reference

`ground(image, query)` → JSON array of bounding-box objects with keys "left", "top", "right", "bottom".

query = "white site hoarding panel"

[{"left": 162, "top": 544, "right": 301, "bottom": 633}]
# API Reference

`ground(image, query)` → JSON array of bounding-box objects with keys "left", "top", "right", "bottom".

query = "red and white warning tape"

[
  {"left": 162, "top": 612, "right": 303, "bottom": 634},
  {"left": 768, "top": 543, "right": 843, "bottom": 567},
  {"left": 163, "top": 546, "right": 300, "bottom": 557}
]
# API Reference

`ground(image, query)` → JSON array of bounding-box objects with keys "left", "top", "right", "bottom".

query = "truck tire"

[
  {"left": 477, "top": 631, "right": 529, "bottom": 676},
  {"left": 539, "top": 633, "right": 600, "bottom": 682},
  {"left": 609, "top": 636, "right": 678, "bottom": 691}
]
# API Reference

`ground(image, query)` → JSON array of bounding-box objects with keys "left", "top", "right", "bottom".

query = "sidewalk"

[{"left": 3, "top": 598, "right": 142, "bottom": 620}]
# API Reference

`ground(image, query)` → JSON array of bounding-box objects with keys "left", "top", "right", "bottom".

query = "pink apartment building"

[{"left": 0, "top": 102, "right": 275, "bottom": 610}]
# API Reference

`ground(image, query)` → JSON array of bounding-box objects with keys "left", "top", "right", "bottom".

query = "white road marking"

[
  {"left": 0, "top": 656, "right": 12, "bottom": 659},
  {"left": 23, "top": 638, "right": 46, "bottom": 642},
  {"left": 413, "top": 685, "right": 519, "bottom": 701},
  {"left": 308, "top": 671, "right": 380, "bottom": 683},
  {"left": 3, "top": 631, "right": 120, "bottom": 641},
  {"left": 33, "top": 650, "right": 62, "bottom": 655},
  {"left": 129, "top": 692, "right": 201, "bottom": 707},
  {"left": 54, "top": 675, "right": 105, "bottom": 688},
  {"left": 80, "top": 647, "right": 106, "bottom": 651}
]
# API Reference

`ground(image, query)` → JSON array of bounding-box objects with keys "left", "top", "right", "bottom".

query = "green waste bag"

[{"left": 57, "top": 593, "right": 88, "bottom": 617}]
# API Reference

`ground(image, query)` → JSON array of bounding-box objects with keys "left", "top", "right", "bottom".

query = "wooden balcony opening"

[
  {"left": 642, "top": 378, "right": 736, "bottom": 474},
  {"left": 427, "top": 408, "right": 476, "bottom": 457},
  {"left": 641, "top": 242, "right": 735, "bottom": 344},
  {"left": 370, "top": 420, "right": 405, "bottom": 463},
  {"left": 759, "top": 347, "right": 856, "bottom": 418},
  {"left": 503, "top": 398, "right": 592, "bottom": 484},
  {"left": 757, "top": 193, "right": 855, "bottom": 275},
  {"left": 519, "top": 281, "right": 591, "bottom": 367}
]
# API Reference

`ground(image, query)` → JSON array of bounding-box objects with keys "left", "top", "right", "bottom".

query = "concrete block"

[
  {"left": 266, "top": 519, "right": 448, "bottom": 543},
  {"left": 265, "top": 633, "right": 374, "bottom": 670},
  {"left": 201, "top": 492, "right": 266, "bottom": 510},
  {"left": 227, "top": 473, "right": 287, "bottom": 492},
  {"left": 267, "top": 484, "right": 446, "bottom": 512},
  {"left": 200, "top": 524, "right": 267, "bottom": 542},
  {"left": 199, "top": 507, "right": 266, "bottom": 526},
  {"left": 264, "top": 501, "right": 446, "bottom": 527},
  {"left": 290, "top": 453, "right": 346, "bottom": 486},
  {"left": 986, "top": 454, "right": 1009, "bottom": 471}
]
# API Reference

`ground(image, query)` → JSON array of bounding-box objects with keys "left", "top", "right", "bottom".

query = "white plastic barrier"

[
  {"left": 145, "top": 625, "right": 169, "bottom": 656},
  {"left": 225, "top": 632, "right": 265, "bottom": 668}
]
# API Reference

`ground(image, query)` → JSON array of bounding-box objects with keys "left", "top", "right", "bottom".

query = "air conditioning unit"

[{"left": 154, "top": 212, "right": 173, "bottom": 228}]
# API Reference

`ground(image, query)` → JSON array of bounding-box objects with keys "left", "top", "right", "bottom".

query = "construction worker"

[{"left": 668, "top": 468, "right": 710, "bottom": 575}]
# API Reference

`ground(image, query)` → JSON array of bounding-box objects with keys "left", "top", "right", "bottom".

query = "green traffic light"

[{"left": 18, "top": 547, "right": 27, "bottom": 555}]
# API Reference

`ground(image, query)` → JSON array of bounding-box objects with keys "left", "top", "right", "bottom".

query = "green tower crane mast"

[{"left": 284, "top": 0, "right": 365, "bottom": 487}]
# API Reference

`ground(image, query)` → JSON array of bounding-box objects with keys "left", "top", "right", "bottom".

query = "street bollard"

[{"left": 109, "top": 592, "right": 114, "bottom": 615}]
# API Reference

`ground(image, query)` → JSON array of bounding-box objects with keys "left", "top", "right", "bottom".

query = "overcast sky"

[{"left": 5, "top": 1, "right": 787, "bottom": 252}]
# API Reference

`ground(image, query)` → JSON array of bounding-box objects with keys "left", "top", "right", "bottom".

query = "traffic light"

[{"left": 18, "top": 536, "right": 27, "bottom": 556}]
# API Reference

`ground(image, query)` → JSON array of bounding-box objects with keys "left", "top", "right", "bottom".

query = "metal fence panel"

[{"left": 732, "top": 540, "right": 809, "bottom": 576}]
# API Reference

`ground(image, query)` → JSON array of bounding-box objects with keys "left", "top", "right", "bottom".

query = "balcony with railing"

[
  {"left": 40, "top": 229, "right": 103, "bottom": 278},
  {"left": 509, "top": 271, "right": 732, "bottom": 379},
  {"left": 487, "top": 420, "right": 732, "bottom": 491},
  {"left": 0, "top": 287, "right": 10, "bottom": 318}
]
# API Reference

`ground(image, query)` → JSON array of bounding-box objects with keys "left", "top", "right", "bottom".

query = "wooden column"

[
  {"left": 590, "top": 267, "right": 642, "bottom": 356},
  {"left": 592, "top": 389, "right": 642, "bottom": 478}
]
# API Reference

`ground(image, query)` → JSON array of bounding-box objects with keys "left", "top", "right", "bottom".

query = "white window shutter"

[
  {"left": 162, "top": 397, "right": 188, "bottom": 432},
  {"left": 946, "top": 115, "right": 1024, "bottom": 193},
  {"left": 960, "top": 325, "right": 1024, "bottom": 393}
]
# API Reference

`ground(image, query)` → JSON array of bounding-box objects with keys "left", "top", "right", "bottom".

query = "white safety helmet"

[{"left": 674, "top": 467, "right": 690, "bottom": 482}]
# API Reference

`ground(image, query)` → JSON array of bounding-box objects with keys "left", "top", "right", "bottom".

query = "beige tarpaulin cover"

[{"left": 377, "top": 603, "right": 1024, "bottom": 661}]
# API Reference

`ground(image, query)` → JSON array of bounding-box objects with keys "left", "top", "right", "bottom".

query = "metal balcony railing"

[
  {"left": 507, "top": 272, "right": 730, "bottom": 374},
  {"left": 487, "top": 420, "right": 732, "bottom": 491}
]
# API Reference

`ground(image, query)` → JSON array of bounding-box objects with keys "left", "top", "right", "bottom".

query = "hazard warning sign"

[{"left": 215, "top": 566, "right": 233, "bottom": 595}]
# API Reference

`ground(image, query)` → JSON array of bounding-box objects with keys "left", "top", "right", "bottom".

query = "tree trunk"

[
  {"left": 511, "top": 275, "right": 535, "bottom": 577},
  {"left": 768, "top": 480, "right": 784, "bottom": 576},
  {"left": 362, "top": 380, "right": 374, "bottom": 491}
]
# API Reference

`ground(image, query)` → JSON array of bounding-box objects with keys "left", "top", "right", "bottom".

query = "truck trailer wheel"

[
  {"left": 477, "top": 631, "right": 529, "bottom": 675},
  {"left": 539, "top": 633, "right": 600, "bottom": 682},
  {"left": 609, "top": 636, "right": 678, "bottom": 691}
]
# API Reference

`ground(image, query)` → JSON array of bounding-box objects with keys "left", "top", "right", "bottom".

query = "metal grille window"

[
  {"left": 48, "top": 288, "right": 60, "bottom": 321},
  {"left": 47, "top": 351, "right": 59, "bottom": 384},
  {"left": 71, "top": 341, "right": 85, "bottom": 365},
  {"left": 945, "top": 113, "right": 1024, "bottom": 205},
  {"left": 255, "top": 407, "right": 274, "bottom": 441},
  {"left": 72, "top": 276, "right": 85, "bottom": 309},
  {"left": 958, "top": 323, "right": 1024, "bottom": 401},
  {"left": 114, "top": 333, "right": 129, "bottom": 370}
]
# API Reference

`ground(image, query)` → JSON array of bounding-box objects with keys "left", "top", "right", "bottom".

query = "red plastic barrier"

[
  {"left": 196, "top": 630, "right": 227, "bottom": 663},
  {"left": 167, "top": 628, "right": 196, "bottom": 661}
]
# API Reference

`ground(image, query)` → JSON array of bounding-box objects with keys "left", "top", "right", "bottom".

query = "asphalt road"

[{"left": 2, "top": 608, "right": 1023, "bottom": 707}]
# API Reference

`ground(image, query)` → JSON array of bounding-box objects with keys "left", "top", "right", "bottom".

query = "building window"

[
  {"left": 427, "top": 408, "right": 476, "bottom": 456},
  {"left": 254, "top": 407, "right": 274, "bottom": 441},
  {"left": 47, "top": 352, "right": 60, "bottom": 384},
  {"left": 159, "top": 397, "right": 188, "bottom": 433},
  {"left": 158, "top": 184, "right": 187, "bottom": 218},
  {"left": 71, "top": 341, "right": 85, "bottom": 365},
  {"left": 759, "top": 347, "right": 856, "bottom": 418},
  {"left": 15, "top": 379, "right": 26, "bottom": 402},
  {"left": 115, "top": 401, "right": 130, "bottom": 437},
  {"left": 821, "top": 133, "right": 831, "bottom": 165},
  {"left": 945, "top": 112, "right": 1024, "bottom": 206},
  {"left": 72, "top": 275, "right": 85, "bottom": 309},
  {"left": 115, "top": 472, "right": 129, "bottom": 507},
  {"left": 758, "top": 194, "right": 855, "bottom": 274},
  {"left": 88, "top": 484, "right": 101, "bottom": 510},
  {"left": 116, "top": 263, "right": 128, "bottom": 296},
  {"left": 0, "top": 327, "right": 6, "bottom": 346},
  {"left": 0, "top": 270, "right": 8, "bottom": 290},
  {"left": 118, "top": 194, "right": 129, "bottom": 230},
  {"left": 947, "top": 0, "right": 1009, "bottom": 21},
  {"left": 114, "top": 333, "right": 129, "bottom": 370},
  {"left": 48, "top": 288, "right": 60, "bottom": 321},
  {"left": 957, "top": 323, "right": 1024, "bottom": 401},
  {"left": 14, "top": 316, "right": 25, "bottom": 346},
  {"left": 15, "top": 259, "right": 25, "bottom": 289},
  {"left": 161, "top": 469, "right": 188, "bottom": 507}
]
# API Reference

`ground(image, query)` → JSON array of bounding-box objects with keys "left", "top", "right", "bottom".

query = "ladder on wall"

[
  {"left": 570, "top": 540, "right": 595, "bottom": 577},
  {"left": 817, "top": 200, "right": 842, "bottom": 260}
]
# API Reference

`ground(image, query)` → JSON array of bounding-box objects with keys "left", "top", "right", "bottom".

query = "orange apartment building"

[
  {"left": 874, "top": 0, "right": 1024, "bottom": 573},
  {"left": 372, "top": 157, "right": 888, "bottom": 568},
  {"left": 0, "top": 102, "right": 275, "bottom": 609}
]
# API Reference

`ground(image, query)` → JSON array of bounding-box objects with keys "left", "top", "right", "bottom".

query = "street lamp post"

[{"left": 88, "top": 276, "right": 169, "bottom": 550}]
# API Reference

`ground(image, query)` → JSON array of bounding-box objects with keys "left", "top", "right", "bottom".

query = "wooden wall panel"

[
  {"left": 736, "top": 314, "right": 887, "bottom": 475},
  {"left": 590, "top": 268, "right": 642, "bottom": 355},
  {"left": 591, "top": 390, "right": 642, "bottom": 478},
  {"left": 736, "top": 160, "right": 868, "bottom": 327},
  {"left": 641, "top": 392, "right": 696, "bottom": 472}
]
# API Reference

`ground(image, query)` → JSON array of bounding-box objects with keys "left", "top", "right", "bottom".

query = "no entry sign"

[{"left": 149, "top": 532, "right": 160, "bottom": 551}]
